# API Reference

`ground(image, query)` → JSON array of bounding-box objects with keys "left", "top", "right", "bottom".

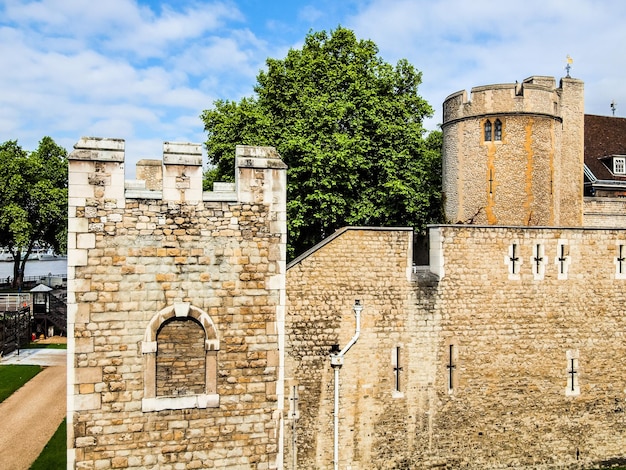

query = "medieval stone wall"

[
  {"left": 584, "top": 196, "right": 626, "bottom": 227},
  {"left": 285, "top": 225, "right": 626, "bottom": 469},
  {"left": 135, "top": 159, "right": 162, "bottom": 191},
  {"left": 430, "top": 224, "right": 626, "bottom": 469},
  {"left": 442, "top": 76, "right": 584, "bottom": 227},
  {"left": 285, "top": 227, "right": 441, "bottom": 469},
  {"left": 67, "top": 138, "right": 287, "bottom": 470},
  {"left": 155, "top": 318, "right": 206, "bottom": 397}
]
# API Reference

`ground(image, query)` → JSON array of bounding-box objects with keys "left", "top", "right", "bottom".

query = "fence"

[
  {"left": 0, "top": 293, "right": 31, "bottom": 311},
  {"left": 1, "top": 273, "right": 66, "bottom": 288},
  {"left": 0, "top": 307, "right": 32, "bottom": 356}
]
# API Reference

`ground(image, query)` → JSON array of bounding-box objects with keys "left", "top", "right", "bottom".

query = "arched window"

[
  {"left": 141, "top": 302, "right": 219, "bottom": 412},
  {"left": 484, "top": 120, "right": 492, "bottom": 141},
  {"left": 156, "top": 317, "right": 206, "bottom": 397},
  {"left": 494, "top": 119, "right": 502, "bottom": 141}
]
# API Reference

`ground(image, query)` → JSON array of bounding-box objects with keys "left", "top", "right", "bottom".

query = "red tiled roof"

[{"left": 585, "top": 114, "right": 626, "bottom": 181}]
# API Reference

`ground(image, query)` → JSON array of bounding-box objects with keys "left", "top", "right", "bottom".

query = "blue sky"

[{"left": 1, "top": 0, "right": 625, "bottom": 174}]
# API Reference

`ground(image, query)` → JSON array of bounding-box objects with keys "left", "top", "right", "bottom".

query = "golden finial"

[{"left": 565, "top": 55, "right": 573, "bottom": 77}]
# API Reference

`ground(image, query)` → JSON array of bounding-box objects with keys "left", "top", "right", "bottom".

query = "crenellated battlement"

[
  {"left": 68, "top": 138, "right": 287, "bottom": 207},
  {"left": 441, "top": 75, "right": 584, "bottom": 227},
  {"left": 67, "top": 137, "right": 287, "bottom": 469},
  {"left": 443, "top": 76, "right": 570, "bottom": 124}
]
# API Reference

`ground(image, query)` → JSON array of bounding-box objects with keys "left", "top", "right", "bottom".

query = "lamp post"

[{"left": 330, "top": 299, "right": 363, "bottom": 470}]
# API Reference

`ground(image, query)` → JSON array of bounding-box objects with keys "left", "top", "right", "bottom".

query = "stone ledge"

[
  {"left": 203, "top": 191, "right": 237, "bottom": 202},
  {"left": 142, "top": 393, "right": 219, "bottom": 412},
  {"left": 125, "top": 190, "right": 163, "bottom": 200}
]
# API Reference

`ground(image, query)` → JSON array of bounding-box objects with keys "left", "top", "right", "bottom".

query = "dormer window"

[{"left": 614, "top": 157, "right": 626, "bottom": 175}]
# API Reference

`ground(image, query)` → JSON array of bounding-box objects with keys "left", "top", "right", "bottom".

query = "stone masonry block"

[
  {"left": 266, "top": 349, "right": 279, "bottom": 367},
  {"left": 69, "top": 218, "right": 89, "bottom": 234},
  {"left": 68, "top": 196, "right": 87, "bottom": 208},
  {"left": 75, "top": 436, "right": 97, "bottom": 448},
  {"left": 75, "top": 367, "right": 103, "bottom": 384},
  {"left": 77, "top": 233, "right": 96, "bottom": 249},
  {"left": 74, "top": 393, "right": 102, "bottom": 411},
  {"left": 75, "top": 303, "right": 90, "bottom": 323},
  {"left": 68, "top": 249, "right": 88, "bottom": 267},
  {"left": 75, "top": 337, "right": 94, "bottom": 354},
  {"left": 68, "top": 167, "right": 91, "bottom": 186},
  {"left": 67, "top": 233, "right": 77, "bottom": 251},
  {"left": 68, "top": 278, "right": 91, "bottom": 293},
  {"left": 66, "top": 303, "right": 78, "bottom": 323}
]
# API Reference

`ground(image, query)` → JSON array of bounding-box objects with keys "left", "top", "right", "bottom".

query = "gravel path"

[{"left": 0, "top": 352, "right": 66, "bottom": 470}]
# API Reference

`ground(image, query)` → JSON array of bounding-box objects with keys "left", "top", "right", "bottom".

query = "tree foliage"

[
  {"left": 0, "top": 137, "right": 68, "bottom": 288},
  {"left": 202, "top": 27, "right": 443, "bottom": 259}
]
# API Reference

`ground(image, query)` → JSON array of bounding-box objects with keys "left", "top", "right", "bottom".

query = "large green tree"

[
  {"left": 202, "top": 27, "right": 443, "bottom": 259},
  {"left": 0, "top": 137, "right": 68, "bottom": 288}
]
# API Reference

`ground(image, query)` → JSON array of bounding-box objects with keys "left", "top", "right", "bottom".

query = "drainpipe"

[{"left": 330, "top": 299, "right": 363, "bottom": 470}]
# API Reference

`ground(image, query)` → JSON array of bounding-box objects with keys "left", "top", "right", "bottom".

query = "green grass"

[
  {"left": 28, "top": 342, "right": 67, "bottom": 349},
  {"left": 29, "top": 418, "right": 66, "bottom": 470},
  {"left": 0, "top": 364, "right": 42, "bottom": 402}
]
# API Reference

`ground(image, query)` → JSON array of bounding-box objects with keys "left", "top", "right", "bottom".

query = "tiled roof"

[{"left": 585, "top": 114, "right": 626, "bottom": 181}]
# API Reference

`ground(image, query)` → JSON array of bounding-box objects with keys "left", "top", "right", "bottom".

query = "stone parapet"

[
  {"left": 443, "top": 76, "right": 561, "bottom": 124},
  {"left": 70, "top": 137, "right": 125, "bottom": 162},
  {"left": 163, "top": 141, "right": 202, "bottom": 166},
  {"left": 135, "top": 159, "right": 162, "bottom": 190},
  {"left": 68, "top": 138, "right": 126, "bottom": 210},
  {"left": 68, "top": 138, "right": 289, "bottom": 207},
  {"left": 67, "top": 138, "right": 287, "bottom": 470}
]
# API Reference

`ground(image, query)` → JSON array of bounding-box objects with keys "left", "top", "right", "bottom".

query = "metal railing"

[
  {"left": 0, "top": 293, "right": 31, "bottom": 312},
  {"left": 1, "top": 273, "right": 66, "bottom": 288},
  {"left": 1, "top": 307, "right": 32, "bottom": 356}
]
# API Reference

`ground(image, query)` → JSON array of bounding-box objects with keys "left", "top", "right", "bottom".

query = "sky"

[{"left": 1, "top": 0, "right": 625, "bottom": 176}]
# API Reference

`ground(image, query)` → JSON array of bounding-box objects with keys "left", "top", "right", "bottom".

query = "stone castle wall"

[
  {"left": 557, "top": 78, "right": 585, "bottom": 225},
  {"left": 67, "top": 138, "right": 287, "bottom": 470},
  {"left": 430, "top": 224, "right": 626, "bottom": 469},
  {"left": 65, "top": 73, "right": 623, "bottom": 470},
  {"left": 285, "top": 227, "right": 438, "bottom": 469},
  {"left": 443, "top": 77, "right": 559, "bottom": 123},
  {"left": 442, "top": 76, "right": 584, "bottom": 227},
  {"left": 285, "top": 225, "right": 626, "bottom": 469},
  {"left": 584, "top": 196, "right": 626, "bottom": 228}
]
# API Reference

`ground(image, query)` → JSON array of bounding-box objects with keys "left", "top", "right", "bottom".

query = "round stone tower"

[{"left": 442, "top": 76, "right": 584, "bottom": 226}]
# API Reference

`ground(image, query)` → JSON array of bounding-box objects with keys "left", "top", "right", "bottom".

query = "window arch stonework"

[
  {"left": 483, "top": 118, "right": 504, "bottom": 143},
  {"left": 494, "top": 119, "right": 502, "bottom": 141},
  {"left": 156, "top": 317, "right": 206, "bottom": 397},
  {"left": 484, "top": 119, "right": 492, "bottom": 142},
  {"left": 141, "top": 302, "right": 219, "bottom": 412}
]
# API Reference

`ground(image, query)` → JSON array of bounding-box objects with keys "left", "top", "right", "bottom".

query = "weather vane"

[
  {"left": 611, "top": 100, "right": 617, "bottom": 116},
  {"left": 565, "top": 55, "right": 573, "bottom": 78}
]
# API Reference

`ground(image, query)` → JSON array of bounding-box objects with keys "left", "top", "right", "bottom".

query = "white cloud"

[
  {"left": 0, "top": 0, "right": 260, "bottom": 158},
  {"left": 347, "top": 0, "right": 626, "bottom": 126},
  {"left": 177, "top": 32, "right": 264, "bottom": 78},
  {"left": 105, "top": 2, "right": 244, "bottom": 58},
  {"left": 3, "top": 0, "right": 243, "bottom": 56},
  {"left": 2, "top": 0, "right": 626, "bottom": 164},
  {"left": 297, "top": 5, "right": 324, "bottom": 23}
]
